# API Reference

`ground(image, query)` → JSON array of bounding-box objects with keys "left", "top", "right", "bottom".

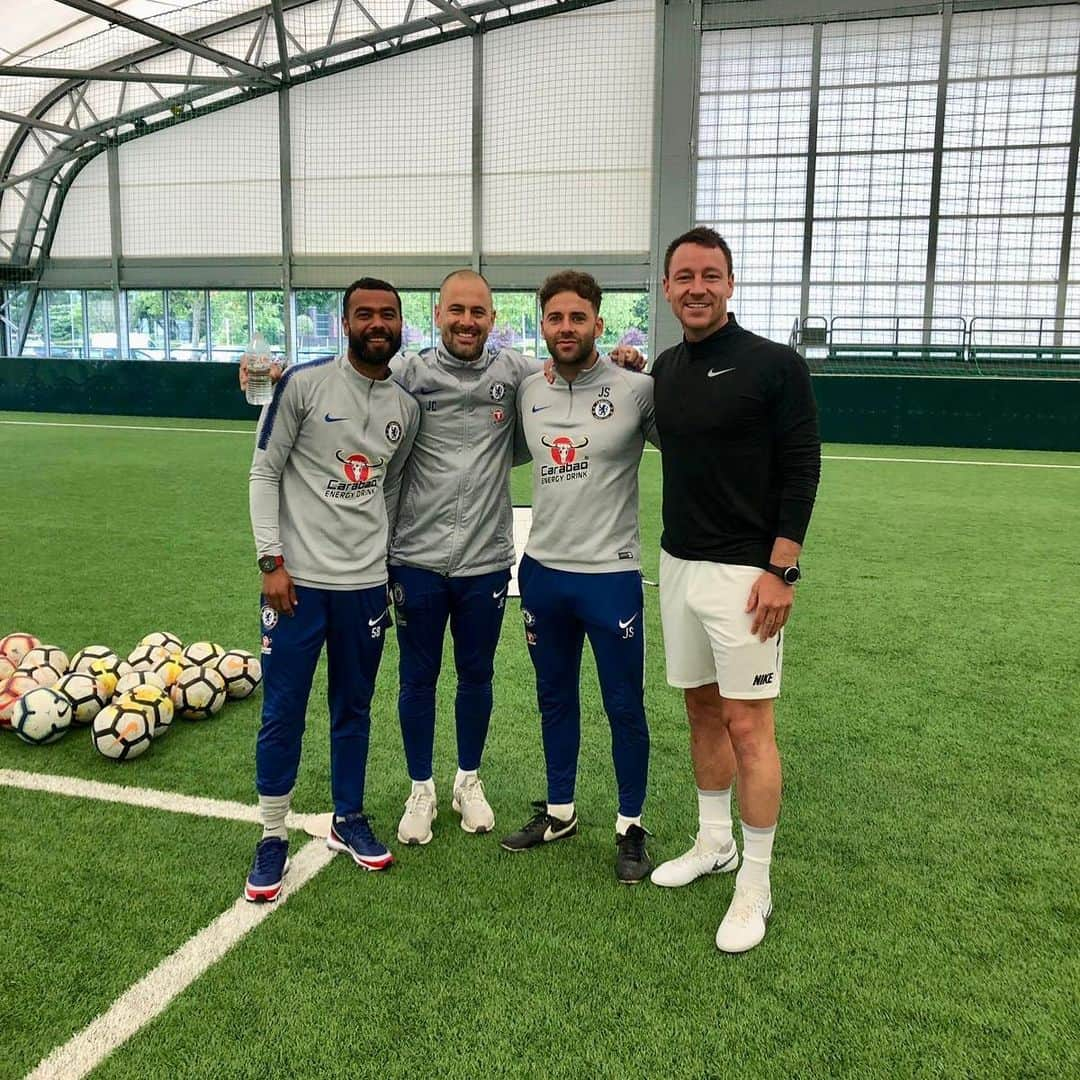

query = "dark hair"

[
  {"left": 538, "top": 270, "right": 603, "bottom": 314},
  {"left": 342, "top": 277, "right": 402, "bottom": 318},
  {"left": 664, "top": 226, "right": 733, "bottom": 277}
]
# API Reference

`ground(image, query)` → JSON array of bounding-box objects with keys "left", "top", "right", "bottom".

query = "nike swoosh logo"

[
  {"left": 493, "top": 588, "right": 507, "bottom": 600},
  {"left": 618, "top": 614, "right": 638, "bottom": 629},
  {"left": 707, "top": 368, "right": 735, "bottom": 378},
  {"left": 531, "top": 404, "right": 551, "bottom": 413},
  {"left": 368, "top": 610, "right": 388, "bottom": 626},
  {"left": 543, "top": 821, "right": 574, "bottom": 841},
  {"left": 324, "top": 413, "right": 348, "bottom": 422}
]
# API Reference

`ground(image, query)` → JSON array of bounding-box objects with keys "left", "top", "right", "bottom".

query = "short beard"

[
  {"left": 545, "top": 334, "right": 595, "bottom": 367},
  {"left": 349, "top": 329, "right": 401, "bottom": 367},
  {"left": 441, "top": 332, "right": 486, "bottom": 362}
]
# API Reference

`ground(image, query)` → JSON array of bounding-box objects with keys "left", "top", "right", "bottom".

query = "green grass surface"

[{"left": 1, "top": 412, "right": 1078, "bottom": 1079}]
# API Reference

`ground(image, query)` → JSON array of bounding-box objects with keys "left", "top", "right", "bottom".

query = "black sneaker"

[
  {"left": 500, "top": 800, "right": 578, "bottom": 851},
  {"left": 615, "top": 824, "right": 653, "bottom": 884}
]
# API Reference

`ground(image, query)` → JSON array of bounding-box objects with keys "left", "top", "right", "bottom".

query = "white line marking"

[
  {"left": 0, "top": 419, "right": 252, "bottom": 435},
  {"left": 4, "top": 418, "right": 1076, "bottom": 468},
  {"left": 0, "top": 769, "right": 312, "bottom": 831},
  {"left": 641, "top": 447, "right": 1079, "bottom": 469},
  {"left": 26, "top": 838, "right": 335, "bottom": 1080}
]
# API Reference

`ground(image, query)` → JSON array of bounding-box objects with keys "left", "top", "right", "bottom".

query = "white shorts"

[{"left": 659, "top": 551, "right": 784, "bottom": 699}]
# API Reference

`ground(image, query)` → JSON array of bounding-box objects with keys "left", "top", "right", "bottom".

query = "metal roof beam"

[
  {"left": 53, "top": 0, "right": 276, "bottom": 82},
  {"left": 0, "top": 64, "right": 242, "bottom": 86},
  {"left": 425, "top": 0, "right": 478, "bottom": 30},
  {"left": 0, "top": 108, "right": 100, "bottom": 142}
]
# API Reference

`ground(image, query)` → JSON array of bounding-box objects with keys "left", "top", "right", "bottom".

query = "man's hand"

[
  {"left": 746, "top": 572, "right": 794, "bottom": 641},
  {"left": 239, "top": 354, "right": 285, "bottom": 391},
  {"left": 262, "top": 566, "right": 298, "bottom": 616},
  {"left": 609, "top": 345, "right": 646, "bottom": 371}
]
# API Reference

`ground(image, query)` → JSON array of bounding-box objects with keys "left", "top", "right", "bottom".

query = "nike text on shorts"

[{"left": 658, "top": 552, "right": 783, "bottom": 697}]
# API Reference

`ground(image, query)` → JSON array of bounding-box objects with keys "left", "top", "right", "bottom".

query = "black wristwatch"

[
  {"left": 767, "top": 563, "right": 801, "bottom": 585},
  {"left": 258, "top": 554, "right": 284, "bottom": 573}
]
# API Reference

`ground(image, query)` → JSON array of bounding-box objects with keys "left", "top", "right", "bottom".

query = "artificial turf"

[{"left": 1, "top": 412, "right": 1077, "bottom": 1079}]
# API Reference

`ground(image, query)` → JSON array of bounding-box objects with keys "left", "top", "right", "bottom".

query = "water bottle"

[{"left": 245, "top": 334, "right": 274, "bottom": 406}]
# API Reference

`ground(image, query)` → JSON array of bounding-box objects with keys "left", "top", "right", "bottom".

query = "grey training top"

[
  {"left": 250, "top": 353, "right": 421, "bottom": 590},
  {"left": 517, "top": 358, "right": 659, "bottom": 574},
  {"left": 388, "top": 344, "right": 539, "bottom": 576}
]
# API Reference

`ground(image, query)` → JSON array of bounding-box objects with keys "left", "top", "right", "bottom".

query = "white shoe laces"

[
  {"left": 725, "top": 888, "right": 770, "bottom": 927},
  {"left": 404, "top": 790, "right": 435, "bottom": 817},
  {"left": 456, "top": 775, "right": 487, "bottom": 807}
]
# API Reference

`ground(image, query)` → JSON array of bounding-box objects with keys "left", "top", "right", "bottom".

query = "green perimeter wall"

[{"left": 2, "top": 357, "right": 1079, "bottom": 450}]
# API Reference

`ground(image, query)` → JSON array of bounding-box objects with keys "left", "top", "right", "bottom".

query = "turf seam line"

[
  {"left": 4, "top": 418, "right": 1077, "bottom": 468},
  {"left": 0, "top": 769, "right": 312, "bottom": 831},
  {"left": 25, "top": 838, "right": 335, "bottom": 1080}
]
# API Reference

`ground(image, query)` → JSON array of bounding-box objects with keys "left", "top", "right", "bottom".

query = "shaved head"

[{"left": 440, "top": 268, "right": 492, "bottom": 302}]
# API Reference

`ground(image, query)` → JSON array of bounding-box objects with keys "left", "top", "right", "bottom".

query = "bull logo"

[
  {"left": 541, "top": 434, "right": 589, "bottom": 466},
  {"left": 336, "top": 449, "right": 385, "bottom": 483}
]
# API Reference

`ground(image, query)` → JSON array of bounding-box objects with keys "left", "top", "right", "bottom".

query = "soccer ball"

[
  {"left": 54, "top": 672, "right": 109, "bottom": 725},
  {"left": 0, "top": 632, "right": 41, "bottom": 667},
  {"left": 171, "top": 665, "right": 227, "bottom": 720},
  {"left": 0, "top": 655, "right": 14, "bottom": 680},
  {"left": 151, "top": 655, "right": 185, "bottom": 688},
  {"left": 121, "top": 684, "right": 174, "bottom": 737},
  {"left": 70, "top": 646, "right": 118, "bottom": 674},
  {"left": 0, "top": 673, "right": 39, "bottom": 728},
  {"left": 20, "top": 645, "right": 69, "bottom": 681},
  {"left": 140, "top": 631, "right": 183, "bottom": 653},
  {"left": 17, "top": 659, "right": 66, "bottom": 689},
  {"left": 12, "top": 687, "right": 73, "bottom": 745},
  {"left": 127, "top": 644, "right": 169, "bottom": 671},
  {"left": 88, "top": 656, "right": 134, "bottom": 698},
  {"left": 114, "top": 670, "right": 166, "bottom": 698},
  {"left": 215, "top": 649, "right": 262, "bottom": 699},
  {"left": 91, "top": 702, "right": 153, "bottom": 760},
  {"left": 182, "top": 641, "right": 224, "bottom": 666}
]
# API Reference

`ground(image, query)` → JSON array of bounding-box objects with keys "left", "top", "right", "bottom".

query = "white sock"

[
  {"left": 697, "top": 787, "right": 733, "bottom": 849},
  {"left": 736, "top": 822, "right": 776, "bottom": 894},
  {"left": 259, "top": 791, "right": 292, "bottom": 840},
  {"left": 547, "top": 801, "right": 575, "bottom": 822},
  {"left": 454, "top": 768, "right": 477, "bottom": 790},
  {"left": 616, "top": 813, "right": 641, "bottom": 835},
  {"left": 411, "top": 777, "right": 435, "bottom": 798}
]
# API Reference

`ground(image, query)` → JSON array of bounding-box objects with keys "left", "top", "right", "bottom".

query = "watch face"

[
  {"left": 783, "top": 566, "right": 801, "bottom": 584},
  {"left": 259, "top": 557, "right": 278, "bottom": 573}
]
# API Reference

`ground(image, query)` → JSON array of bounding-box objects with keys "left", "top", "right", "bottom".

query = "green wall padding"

[{"left": 2, "top": 357, "right": 1079, "bottom": 450}]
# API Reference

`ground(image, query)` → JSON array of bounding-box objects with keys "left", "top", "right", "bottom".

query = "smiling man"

[
  {"left": 246, "top": 278, "right": 420, "bottom": 900},
  {"left": 502, "top": 271, "right": 660, "bottom": 885},
  {"left": 649, "top": 227, "right": 821, "bottom": 952}
]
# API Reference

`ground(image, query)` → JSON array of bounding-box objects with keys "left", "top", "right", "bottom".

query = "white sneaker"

[
  {"left": 452, "top": 774, "right": 495, "bottom": 834},
  {"left": 650, "top": 835, "right": 739, "bottom": 888},
  {"left": 715, "top": 886, "right": 772, "bottom": 953},
  {"left": 397, "top": 787, "right": 437, "bottom": 845}
]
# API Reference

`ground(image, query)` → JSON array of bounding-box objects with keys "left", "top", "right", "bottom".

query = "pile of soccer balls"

[{"left": 0, "top": 631, "right": 261, "bottom": 761}]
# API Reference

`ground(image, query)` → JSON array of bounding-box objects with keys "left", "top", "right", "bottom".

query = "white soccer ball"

[
  {"left": 12, "top": 686, "right": 73, "bottom": 745},
  {"left": 0, "top": 673, "right": 40, "bottom": 729},
  {"left": 70, "top": 645, "right": 118, "bottom": 674},
  {"left": 170, "top": 665, "right": 227, "bottom": 720},
  {"left": 182, "top": 641, "right": 224, "bottom": 666},
  {"left": 54, "top": 671, "right": 109, "bottom": 725},
  {"left": 88, "top": 656, "right": 134, "bottom": 698},
  {"left": 0, "top": 632, "right": 41, "bottom": 667},
  {"left": 21, "top": 645, "right": 69, "bottom": 680},
  {"left": 114, "top": 670, "right": 167, "bottom": 699},
  {"left": 215, "top": 649, "right": 263, "bottom": 699},
  {"left": 17, "top": 660, "right": 66, "bottom": 689},
  {"left": 91, "top": 702, "right": 153, "bottom": 760},
  {"left": 120, "top": 684, "right": 174, "bottom": 738},
  {"left": 127, "top": 644, "right": 169, "bottom": 671},
  {"left": 150, "top": 655, "right": 186, "bottom": 688},
  {"left": 140, "top": 631, "right": 184, "bottom": 653}
]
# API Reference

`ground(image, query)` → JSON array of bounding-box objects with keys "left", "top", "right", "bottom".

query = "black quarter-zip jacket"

[{"left": 651, "top": 315, "right": 821, "bottom": 568}]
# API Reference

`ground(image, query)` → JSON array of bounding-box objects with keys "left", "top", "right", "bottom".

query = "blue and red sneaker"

[
  {"left": 327, "top": 813, "right": 393, "bottom": 871},
  {"left": 244, "top": 836, "right": 289, "bottom": 902}
]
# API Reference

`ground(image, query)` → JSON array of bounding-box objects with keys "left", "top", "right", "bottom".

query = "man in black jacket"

[{"left": 649, "top": 227, "right": 821, "bottom": 953}]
